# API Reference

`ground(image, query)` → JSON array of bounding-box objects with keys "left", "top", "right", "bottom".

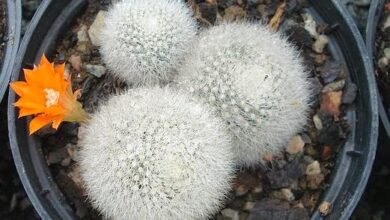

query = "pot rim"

[
  {"left": 0, "top": 0, "right": 21, "bottom": 102},
  {"left": 8, "top": 0, "right": 379, "bottom": 219}
]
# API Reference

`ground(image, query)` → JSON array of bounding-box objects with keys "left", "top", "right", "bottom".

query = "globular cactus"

[
  {"left": 100, "top": 0, "right": 197, "bottom": 86},
  {"left": 78, "top": 87, "right": 234, "bottom": 220},
  {"left": 177, "top": 22, "right": 311, "bottom": 166}
]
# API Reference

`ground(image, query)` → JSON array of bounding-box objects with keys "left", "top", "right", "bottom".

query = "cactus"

[
  {"left": 177, "top": 22, "right": 311, "bottom": 166},
  {"left": 78, "top": 87, "right": 234, "bottom": 220},
  {"left": 100, "top": 0, "right": 197, "bottom": 86}
]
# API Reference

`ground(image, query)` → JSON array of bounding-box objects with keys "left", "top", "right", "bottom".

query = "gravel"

[
  {"left": 2, "top": 0, "right": 387, "bottom": 220},
  {"left": 40, "top": 1, "right": 354, "bottom": 219}
]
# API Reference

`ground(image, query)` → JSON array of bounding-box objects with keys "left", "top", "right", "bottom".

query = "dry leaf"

[{"left": 269, "top": 2, "right": 287, "bottom": 31}]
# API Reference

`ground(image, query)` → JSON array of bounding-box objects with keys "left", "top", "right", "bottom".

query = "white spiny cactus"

[
  {"left": 177, "top": 22, "right": 311, "bottom": 166},
  {"left": 78, "top": 87, "right": 234, "bottom": 220},
  {"left": 100, "top": 0, "right": 197, "bottom": 86}
]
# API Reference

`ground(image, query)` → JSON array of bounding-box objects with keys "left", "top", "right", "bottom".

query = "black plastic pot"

[
  {"left": 0, "top": 0, "right": 21, "bottom": 102},
  {"left": 7, "top": 0, "right": 378, "bottom": 219},
  {"left": 366, "top": 0, "right": 390, "bottom": 142}
]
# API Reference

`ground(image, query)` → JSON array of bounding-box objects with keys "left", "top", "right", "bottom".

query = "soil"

[
  {"left": 375, "top": 1, "right": 390, "bottom": 116},
  {"left": 349, "top": 2, "right": 390, "bottom": 220},
  {"left": 0, "top": 99, "right": 40, "bottom": 219},
  {"left": 0, "top": 0, "right": 6, "bottom": 63},
  {"left": 35, "top": 0, "right": 355, "bottom": 219},
  {"left": 21, "top": 0, "right": 42, "bottom": 35}
]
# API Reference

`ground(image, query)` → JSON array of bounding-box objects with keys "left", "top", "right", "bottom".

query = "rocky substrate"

[
  {"left": 375, "top": 1, "right": 390, "bottom": 116},
  {"left": 350, "top": 3, "right": 390, "bottom": 219},
  {"left": 37, "top": 0, "right": 357, "bottom": 219},
  {"left": 0, "top": 0, "right": 5, "bottom": 62}
]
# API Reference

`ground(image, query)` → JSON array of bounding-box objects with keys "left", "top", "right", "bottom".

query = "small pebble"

[
  {"left": 382, "top": 16, "right": 390, "bottom": 30},
  {"left": 322, "top": 79, "right": 345, "bottom": 93},
  {"left": 287, "top": 135, "right": 305, "bottom": 154},
  {"left": 378, "top": 57, "right": 389, "bottom": 70},
  {"left": 282, "top": 188, "right": 295, "bottom": 201},
  {"left": 313, "top": 114, "right": 323, "bottom": 130},
  {"left": 308, "top": 77, "right": 323, "bottom": 96},
  {"left": 302, "top": 13, "right": 318, "bottom": 38},
  {"left": 236, "top": 185, "right": 249, "bottom": 197},
  {"left": 312, "top": 35, "right": 329, "bottom": 53},
  {"left": 342, "top": 82, "right": 358, "bottom": 104},
  {"left": 320, "top": 91, "right": 342, "bottom": 117},
  {"left": 47, "top": 148, "right": 69, "bottom": 165},
  {"left": 224, "top": 5, "right": 246, "bottom": 21},
  {"left": 85, "top": 64, "right": 106, "bottom": 78},
  {"left": 321, "top": 145, "right": 332, "bottom": 159},
  {"left": 61, "top": 157, "right": 72, "bottom": 167},
  {"left": 306, "top": 174, "right": 325, "bottom": 190},
  {"left": 77, "top": 25, "right": 89, "bottom": 43},
  {"left": 306, "top": 161, "right": 321, "bottom": 176},
  {"left": 88, "top": 11, "right": 107, "bottom": 46},
  {"left": 68, "top": 55, "right": 82, "bottom": 71},
  {"left": 221, "top": 208, "right": 239, "bottom": 220},
  {"left": 243, "top": 201, "right": 255, "bottom": 211},
  {"left": 321, "top": 59, "right": 342, "bottom": 83},
  {"left": 318, "top": 201, "right": 332, "bottom": 216},
  {"left": 206, "top": 0, "right": 217, "bottom": 4},
  {"left": 384, "top": 48, "right": 390, "bottom": 59},
  {"left": 252, "top": 184, "right": 263, "bottom": 194},
  {"left": 315, "top": 54, "right": 329, "bottom": 65},
  {"left": 76, "top": 43, "right": 88, "bottom": 52}
]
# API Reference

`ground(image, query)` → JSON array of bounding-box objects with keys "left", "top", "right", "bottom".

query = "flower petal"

[
  {"left": 45, "top": 105, "right": 66, "bottom": 116},
  {"left": 18, "top": 108, "right": 44, "bottom": 118},
  {"left": 29, "top": 114, "right": 54, "bottom": 134},
  {"left": 52, "top": 115, "right": 64, "bottom": 129},
  {"left": 55, "top": 63, "right": 65, "bottom": 78},
  {"left": 13, "top": 54, "right": 88, "bottom": 135},
  {"left": 24, "top": 59, "right": 59, "bottom": 90},
  {"left": 10, "top": 82, "right": 46, "bottom": 106},
  {"left": 9, "top": 81, "right": 29, "bottom": 97},
  {"left": 23, "top": 68, "right": 45, "bottom": 88},
  {"left": 14, "top": 98, "right": 46, "bottom": 110},
  {"left": 39, "top": 64, "right": 60, "bottom": 90},
  {"left": 40, "top": 54, "right": 52, "bottom": 66}
]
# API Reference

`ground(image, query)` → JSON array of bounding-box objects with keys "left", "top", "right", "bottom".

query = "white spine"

[
  {"left": 177, "top": 22, "right": 311, "bottom": 166},
  {"left": 78, "top": 87, "right": 234, "bottom": 220},
  {"left": 101, "top": 0, "right": 197, "bottom": 86}
]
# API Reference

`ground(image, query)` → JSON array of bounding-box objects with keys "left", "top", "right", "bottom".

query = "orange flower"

[{"left": 10, "top": 55, "right": 88, "bottom": 134}]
